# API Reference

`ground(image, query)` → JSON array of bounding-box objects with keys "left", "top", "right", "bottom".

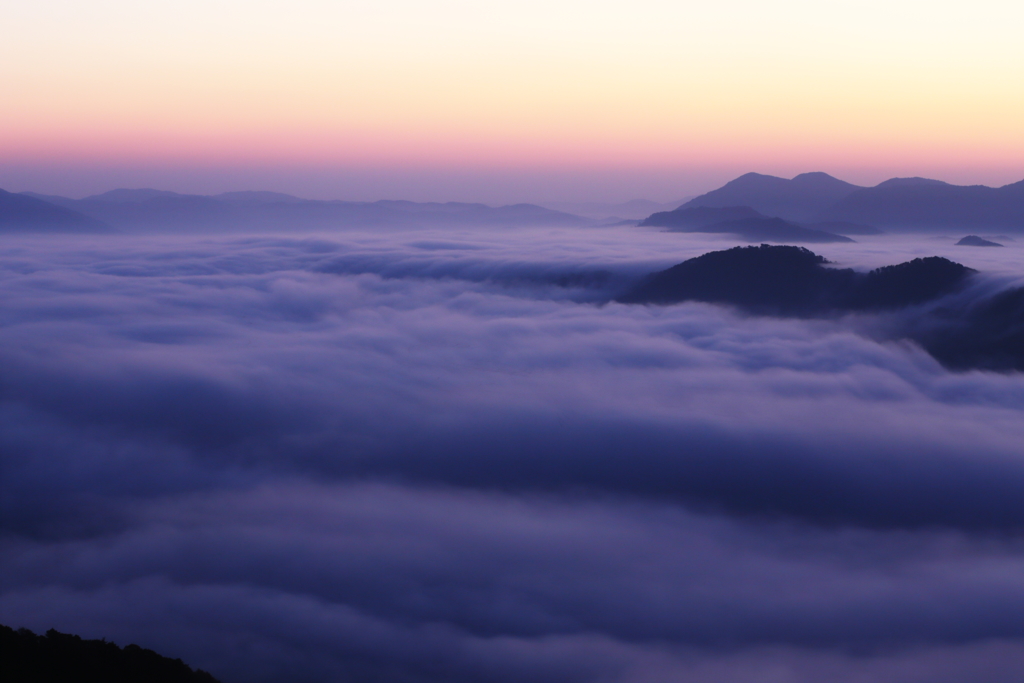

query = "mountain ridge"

[
  {"left": 681, "top": 172, "right": 863, "bottom": 222},
  {"left": 616, "top": 244, "right": 1024, "bottom": 372},
  {"left": 670, "top": 172, "right": 1024, "bottom": 231},
  {"left": 618, "top": 244, "right": 973, "bottom": 313},
  {"left": 1, "top": 623, "right": 220, "bottom": 682},
  {"left": 821, "top": 178, "right": 1024, "bottom": 230},
  {"left": 13, "top": 190, "right": 591, "bottom": 232},
  {"left": 0, "top": 189, "right": 113, "bottom": 233}
]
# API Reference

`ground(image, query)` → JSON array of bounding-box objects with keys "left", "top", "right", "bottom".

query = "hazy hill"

[
  {"left": 0, "top": 189, "right": 112, "bottom": 233},
  {"left": 640, "top": 206, "right": 853, "bottom": 243},
  {"left": 820, "top": 177, "right": 1024, "bottom": 230},
  {"left": 618, "top": 244, "right": 972, "bottom": 314},
  {"left": 15, "top": 191, "right": 590, "bottom": 233},
  {"left": 641, "top": 205, "right": 764, "bottom": 230},
  {"left": 681, "top": 172, "right": 863, "bottom": 222},
  {"left": 213, "top": 190, "right": 306, "bottom": 203},
  {"left": 1, "top": 624, "right": 219, "bottom": 683},
  {"left": 707, "top": 217, "right": 854, "bottom": 243},
  {"left": 19, "top": 191, "right": 79, "bottom": 207},
  {"left": 84, "top": 188, "right": 187, "bottom": 203},
  {"left": 801, "top": 220, "right": 883, "bottom": 236},
  {"left": 957, "top": 235, "right": 1003, "bottom": 247}
]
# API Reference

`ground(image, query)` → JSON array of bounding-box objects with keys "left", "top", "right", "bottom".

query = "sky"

[{"left": 2, "top": 0, "right": 1024, "bottom": 201}]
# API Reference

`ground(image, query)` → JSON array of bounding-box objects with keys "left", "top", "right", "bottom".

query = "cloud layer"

[{"left": 2, "top": 228, "right": 1024, "bottom": 682}]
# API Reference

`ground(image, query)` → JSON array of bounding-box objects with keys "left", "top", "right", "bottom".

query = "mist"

[{"left": 3, "top": 225, "right": 1024, "bottom": 682}]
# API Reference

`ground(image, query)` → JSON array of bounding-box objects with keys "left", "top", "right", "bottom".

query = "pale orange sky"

[{"left": 2, "top": 0, "right": 1022, "bottom": 202}]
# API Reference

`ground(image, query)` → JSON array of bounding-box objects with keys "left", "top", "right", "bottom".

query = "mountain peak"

[
  {"left": 683, "top": 172, "right": 863, "bottom": 222},
  {"left": 875, "top": 177, "right": 951, "bottom": 189},
  {"left": 791, "top": 172, "right": 845, "bottom": 184}
]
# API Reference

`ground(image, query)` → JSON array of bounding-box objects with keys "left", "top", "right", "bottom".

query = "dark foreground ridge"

[
  {"left": 618, "top": 245, "right": 1024, "bottom": 372},
  {"left": 618, "top": 245, "right": 973, "bottom": 314},
  {"left": 1, "top": 624, "right": 220, "bottom": 683},
  {"left": 920, "top": 286, "right": 1024, "bottom": 371}
]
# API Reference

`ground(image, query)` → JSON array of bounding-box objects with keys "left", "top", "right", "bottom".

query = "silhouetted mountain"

[
  {"left": 618, "top": 245, "right": 973, "bottom": 314},
  {"left": 641, "top": 207, "right": 853, "bottom": 243},
  {"left": 842, "top": 256, "right": 975, "bottom": 309},
  {"left": 18, "top": 191, "right": 589, "bottom": 232},
  {"left": 616, "top": 245, "right": 1024, "bottom": 372},
  {"left": 1, "top": 624, "right": 219, "bottom": 683},
  {"left": 921, "top": 286, "right": 1024, "bottom": 371},
  {"left": 957, "top": 235, "right": 1003, "bottom": 247},
  {"left": 681, "top": 172, "right": 863, "bottom": 222},
  {"left": 0, "top": 189, "right": 112, "bottom": 233},
  {"left": 820, "top": 177, "right": 1024, "bottom": 231}
]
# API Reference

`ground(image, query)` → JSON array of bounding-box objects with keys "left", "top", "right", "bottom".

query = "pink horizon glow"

[{"left": 3, "top": 0, "right": 1022, "bottom": 202}]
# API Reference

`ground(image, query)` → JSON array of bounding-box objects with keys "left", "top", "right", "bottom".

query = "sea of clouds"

[{"left": 3, "top": 225, "right": 1024, "bottom": 682}]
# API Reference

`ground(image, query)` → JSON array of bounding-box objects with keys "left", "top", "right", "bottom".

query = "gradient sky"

[{"left": 2, "top": 0, "right": 1023, "bottom": 201}]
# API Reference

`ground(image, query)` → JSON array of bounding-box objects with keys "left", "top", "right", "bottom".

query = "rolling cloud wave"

[{"left": 2, "top": 229, "right": 1024, "bottom": 682}]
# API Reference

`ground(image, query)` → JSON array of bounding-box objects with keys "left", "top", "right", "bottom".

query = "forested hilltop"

[{"left": 1, "top": 625, "right": 219, "bottom": 683}]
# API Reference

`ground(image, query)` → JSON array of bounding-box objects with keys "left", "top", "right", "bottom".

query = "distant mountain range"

[
  {"left": 661, "top": 172, "right": 1024, "bottom": 232},
  {"left": 821, "top": 177, "right": 1024, "bottom": 230},
  {"left": 0, "top": 188, "right": 112, "bottom": 233},
  {"left": 8, "top": 171, "right": 1024, "bottom": 234},
  {"left": 9, "top": 189, "right": 590, "bottom": 233}
]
